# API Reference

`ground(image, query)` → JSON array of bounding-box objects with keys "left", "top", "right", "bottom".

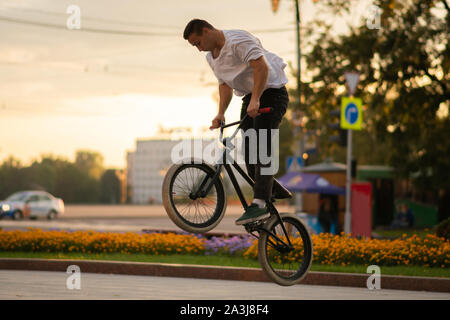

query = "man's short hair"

[{"left": 183, "top": 19, "right": 214, "bottom": 39}]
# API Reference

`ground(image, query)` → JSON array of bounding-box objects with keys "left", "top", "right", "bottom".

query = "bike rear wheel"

[
  {"left": 162, "top": 162, "right": 226, "bottom": 233},
  {"left": 258, "top": 212, "right": 313, "bottom": 286}
]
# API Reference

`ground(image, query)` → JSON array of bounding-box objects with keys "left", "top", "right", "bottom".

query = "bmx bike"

[{"left": 162, "top": 107, "right": 313, "bottom": 286}]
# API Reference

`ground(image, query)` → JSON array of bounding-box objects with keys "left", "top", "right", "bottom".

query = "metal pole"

[
  {"left": 294, "top": 0, "right": 303, "bottom": 212},
  {"left": 295, "top": 0, "right": 301, "bottom": 95},
  {"left": 344, "top": 128, "right": 352, "bottom": 234},
  {"left": 295, "top": 127, "right": 303, "bottom": 213}
]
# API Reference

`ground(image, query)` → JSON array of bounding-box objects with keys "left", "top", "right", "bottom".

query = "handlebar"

[
  {"left": 258, "top": 107, "right": 273, "bottom": 114},
  {"left": 218, "top": 107, "right": 274, "bottom": 129},
  {"left": 217, "top": 107, "right": 274, "bottom": 143}
]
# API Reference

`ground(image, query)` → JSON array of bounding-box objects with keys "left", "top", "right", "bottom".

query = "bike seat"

[
  {"left": 271, "top": 178, "right": 293, "bottom": 201},
  {"left": 271, "top": 189, "right": 293, "bottom": 200}
]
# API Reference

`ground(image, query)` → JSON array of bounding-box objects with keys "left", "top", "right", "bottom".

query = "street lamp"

[
  {"left": 271, "top": 0, "right": 303, "bottom": 212},
  {"left": 270, "top": 0, "right": 301, "bottom": 109}
]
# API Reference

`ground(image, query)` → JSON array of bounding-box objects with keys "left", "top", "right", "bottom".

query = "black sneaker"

[{"left": 235, "top": 203, "right": 270, "bottom": 225}]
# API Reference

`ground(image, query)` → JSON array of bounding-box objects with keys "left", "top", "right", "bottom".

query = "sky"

[{"left": 0, "top": 0, "right": 374, "bottom": 168}]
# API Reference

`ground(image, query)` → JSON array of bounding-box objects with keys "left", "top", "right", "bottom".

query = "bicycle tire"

[
  {"left": 258, "top": 212, "right": 313, "bottom": 286},
  {"left": 162, "top": 161, "right": 227, "bottom": 233}
]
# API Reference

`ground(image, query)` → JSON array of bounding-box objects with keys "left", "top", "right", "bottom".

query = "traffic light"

[{"left": 328, "top": 109, "right": 348, "bottom": 147}]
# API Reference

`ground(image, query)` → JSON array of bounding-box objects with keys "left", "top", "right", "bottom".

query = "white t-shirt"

[{"left": 206, "top": 29, "right": 288, "bottom": 97}]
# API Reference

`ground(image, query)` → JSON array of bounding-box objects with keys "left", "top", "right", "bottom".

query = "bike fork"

[
  {"left": 190, "top": 164, "right": 222, "bottom": 199},
  {"left": 189, "top": 144, "right": 230, "bottom": 199},
  {"left": 267, "top": 202, "right": 293, "bottom": 247},
  {"left": 247, "top": 203, "right": 293, "bottom": 249}
]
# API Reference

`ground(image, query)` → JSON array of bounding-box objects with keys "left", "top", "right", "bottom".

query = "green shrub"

[{"left": 436, "top": 218, "right": 450, "bottom": 240}]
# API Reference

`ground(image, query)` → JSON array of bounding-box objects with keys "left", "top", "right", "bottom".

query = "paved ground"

[
  {"left": 0, "top": 204, "right": 294, "bottom": 234},
  {"left": 1, "top": 270, "right": 449, "bottom": 300}
]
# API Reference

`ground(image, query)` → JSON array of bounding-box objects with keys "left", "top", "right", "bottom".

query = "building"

[
  {"left": 300, "top": 161, "right": 398, "bottom": 229},
  {"left": 126, "top": 135, "right": 250, "bottom": 204},
  {"left": 127, "top": 138, "right": 222, "bottom": 204},
  {"left": 301, "top": 161, "right": 347, "bottom": 229},
  {"left": 127, "top": 139, "right": 181, "bottom": 204}
]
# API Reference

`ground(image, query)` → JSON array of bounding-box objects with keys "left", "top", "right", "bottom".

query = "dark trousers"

[{"left": 240, "top": 86, "right": 289, "bottom": 201}]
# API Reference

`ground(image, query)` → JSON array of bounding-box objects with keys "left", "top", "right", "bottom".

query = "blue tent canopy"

[{"left": 278, "top": 171, "right": 345, "bottom": 195}]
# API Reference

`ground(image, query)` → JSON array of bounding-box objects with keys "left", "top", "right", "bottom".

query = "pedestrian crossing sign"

[
  {"left": 341, "top": 97, "right": 363, "bottom": 130},
  {"left": 286, "top": 156, "right": 303, "bottom": 172}
]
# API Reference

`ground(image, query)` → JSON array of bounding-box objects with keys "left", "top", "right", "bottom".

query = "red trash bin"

[{"left": 351, "top": 182, "right": 372, "bottom": 238}]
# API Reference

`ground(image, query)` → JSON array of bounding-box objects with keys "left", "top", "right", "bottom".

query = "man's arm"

[
  {"left": 218, "top": 82, "right": 233, "bottom": 115},
  {"left": 247, "top": 56, "right": 269, "bottom": 118},
  {"left": 210, "top": 82, "right": 233, "bottom": 129}
]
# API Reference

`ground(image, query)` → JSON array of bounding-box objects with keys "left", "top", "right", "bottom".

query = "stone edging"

[{"left": 0, "top": 258, "right": 449, "bottom": 293}]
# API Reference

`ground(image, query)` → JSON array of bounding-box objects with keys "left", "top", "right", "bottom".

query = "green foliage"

[
  {"left": 294, "top": 0, "right": 449, "bottom": 195},
  {"left": 0, "top": 151, "right": 110, "bottom": 203},
  {"left": 436, "top": 218, "right": 450, "bottom": 240},
  {"left": 100, "top": 169, "right": 121, "bottom": 204},
  {"left": 276, "top": 117, "right": 295, "bottom": 177},
  {"left": 75, "top": 150, "right": 105, "bottom": 180}
]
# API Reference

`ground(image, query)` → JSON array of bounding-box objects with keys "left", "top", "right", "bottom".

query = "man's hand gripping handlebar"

[{"left": 212, "top": 107, "right": 274, "bottom": 144}]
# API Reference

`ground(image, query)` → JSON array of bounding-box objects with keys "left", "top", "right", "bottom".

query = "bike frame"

[
  {"left": 190, "top": 114, "right": 256, "bottom": 210},
  {"left": 189, "top": 112, "right": 293, "bottom": 247}
]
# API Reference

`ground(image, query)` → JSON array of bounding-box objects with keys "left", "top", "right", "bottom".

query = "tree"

[
  {"left": 75, "top": 150, "right": 105, "bottom": 180},
  {"left": 294, "top": 0, "right": 449, "bottom": 219},
  {"left": 100, "top": 170, "right": 121, "bottom": 204},
  {"left": 0, "top": 153, "right": 104, "bottom": 204},
  {"left": 276, "top": 116, "right": 295, "bottom": 177},
  {"left": 0, "top": 156, "right": 26, "bottom": 199}
]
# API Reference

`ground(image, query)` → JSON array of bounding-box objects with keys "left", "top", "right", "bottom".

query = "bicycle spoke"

[
  {"left": 170, "top": 164, "right": 222, "bottom": 227},
  {"left": 262, "top": 217, "right": 310, "bottom": 281},
  {"left": 266, "top": 230, "right": 289, "bottom": 248}
]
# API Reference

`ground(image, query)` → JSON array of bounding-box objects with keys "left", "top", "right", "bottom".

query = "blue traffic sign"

[
  {"left": 345, "top": 102, "right": 359, "bottom": 124},
  {"left": 286, "top": 156, "right": 303, "bottom": 172},
  {"left": 341, "top": 97, "right": 363, "bottom": 130}
]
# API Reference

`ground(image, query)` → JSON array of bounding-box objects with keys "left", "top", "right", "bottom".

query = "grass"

[
  {"left": 1, "top": 251, "right": 449, "bottom": 278},
  {"left": 373, "top": 228, "right": 435, "bottom": 239}
]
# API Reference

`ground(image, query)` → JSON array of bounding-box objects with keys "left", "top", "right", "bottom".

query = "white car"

[{"left": 0, "top": 190, "right": 65, "bottom": 220}]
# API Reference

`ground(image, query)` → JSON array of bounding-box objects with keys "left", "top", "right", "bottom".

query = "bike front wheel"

[
  {"left": 258, "top": 212, "right": 313, "bottom": 286},
  {"left": 162, "top": 161, "right": 227, "bottom": 233}
]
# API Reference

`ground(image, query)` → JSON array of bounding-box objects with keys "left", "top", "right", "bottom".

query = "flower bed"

[
  {"left": 204, "top": 235, "right": 254, "bottom": 256},
  {"left": 0, "top": 229, "right": 204, "bottom": 255},
  {"left": 244, "top": 233, "right": 450, "bottom": 268},
  {"left": 0, "top": 229, "right": 448, "bottom": 268}
]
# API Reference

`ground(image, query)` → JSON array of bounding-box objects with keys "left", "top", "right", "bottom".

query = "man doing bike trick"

[{"left": 183, "top": 19, "right": 292, "bottom": 225}]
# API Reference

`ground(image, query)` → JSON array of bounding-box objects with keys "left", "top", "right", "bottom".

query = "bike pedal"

[{"left": 243, "top": 218, "right": 269, "bottom": 233}]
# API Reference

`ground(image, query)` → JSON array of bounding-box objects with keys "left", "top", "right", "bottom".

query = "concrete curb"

[{"left": 1, "top": 258, "right": 449, "bottom": 293}]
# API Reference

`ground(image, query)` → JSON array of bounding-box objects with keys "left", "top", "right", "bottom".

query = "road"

[
  {"left": 1, "top": 270, "right": 449, "bottom": 300},
  {"left": 0, "top": 204, "right": 295, "bottom": 234}
]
